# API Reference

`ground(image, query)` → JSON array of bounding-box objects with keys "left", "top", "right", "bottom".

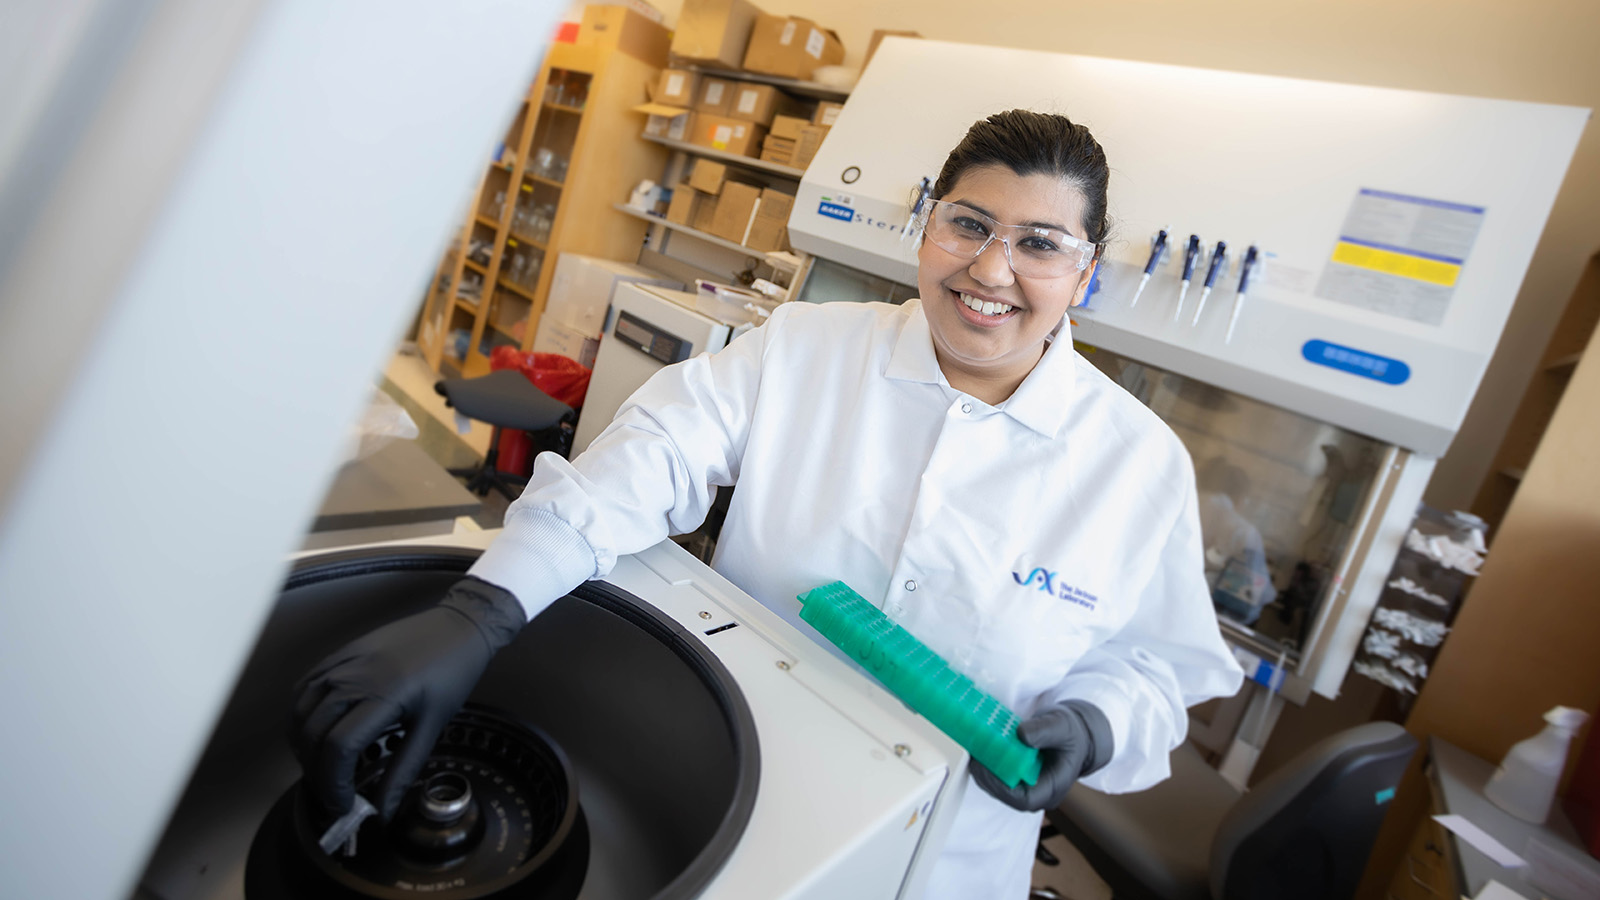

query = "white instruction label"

[
  {"left": 806, "top": 27, "right": 824, "bottom": 59},
  {"left": 736, "top": 89, "right": 758, "bottom": 115},
  {"left": 712, "top": 125, "right": 732, "bottom": 148},
  {"left": 1314, "top": 188, "right": 1485, "bottom": 326},
  {"left": 704, "top": 82, "right": 724, "bottom": 105},
  {"left": 819, "top": 105, "right": 840, "bottom": 126},
  {"left": 779, "top": 21, "right": 796, "bottom": 45},
  {"left": 664, "top": 73, "right": 684, "bottom": 98}
]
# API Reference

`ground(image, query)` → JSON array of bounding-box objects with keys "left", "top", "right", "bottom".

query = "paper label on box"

[
  {"left": 806, "top": 28, "right": 824, "bottom": 59},
  {"left": 820, "top": 105, "right": 840, "bottom": 126},
  {"left": 704, "top": 82, "right": 724, "bottom": 104},
  {"left": 737, "top": 89, "right": 758, "bottom": 115},
  {"left": 734, "top": 125, "right": 746, "bottom": 138},
  {"left": 779, "top": 21, "right": 796, "bottom": 45},
  {"left": 665, "top": 73, "right": 684, "bottom": 97},
  {"left": 713, "top": 125, "right": 732, "bottom": 149}
]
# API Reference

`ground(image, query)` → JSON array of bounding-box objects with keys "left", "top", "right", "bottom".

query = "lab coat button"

[{"left": 904, "top": 579, "right": 917, "bottom": 592}]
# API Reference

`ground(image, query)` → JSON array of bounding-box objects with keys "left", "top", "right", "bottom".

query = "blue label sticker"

[
  {"left": 1303, "top": 340, "right": 1410, "bottom": 385},
  {"left": 818, "top": 200, "right": 854, "bottom": 222},
  {"left": 1375, "top": 786, "right": 1396, "bottom": 805}
]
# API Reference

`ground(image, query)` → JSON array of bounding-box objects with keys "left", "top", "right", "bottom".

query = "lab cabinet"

[{"left": 415, "top": 6, "right": 672, "bottom": 378}]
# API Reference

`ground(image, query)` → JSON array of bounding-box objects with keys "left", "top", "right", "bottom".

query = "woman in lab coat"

[{"left": 294, "top": 109, "right": 1243, "bottom": 898}]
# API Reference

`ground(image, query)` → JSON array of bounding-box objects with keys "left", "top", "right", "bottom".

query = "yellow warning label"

[{"left": 1331, "top": 241, "right": 1461, "bottom": 287}]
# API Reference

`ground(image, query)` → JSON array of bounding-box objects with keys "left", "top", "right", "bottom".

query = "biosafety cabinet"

[{"left": 784, "top": 37, "right": 1588, "bottom": 769}]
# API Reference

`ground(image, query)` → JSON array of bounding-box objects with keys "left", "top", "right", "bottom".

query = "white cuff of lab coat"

[
  {"left": 1047, "top": 675, "right": 1167, "bottom": 792},
  {"left": 467, "top": 508, "right": 598, "bottom": 620}
]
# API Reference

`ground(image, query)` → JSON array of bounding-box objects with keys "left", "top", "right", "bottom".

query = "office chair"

[
  {"left": 1048, "top": 721, "right": 1417, "bottom": 900},
  {"left": 435, "top": 368, "right": 576, "bottom": 500}
]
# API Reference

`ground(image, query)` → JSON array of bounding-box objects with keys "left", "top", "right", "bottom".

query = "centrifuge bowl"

[{"left": 135, "top": 545, "right": 759, "bottom": 900}]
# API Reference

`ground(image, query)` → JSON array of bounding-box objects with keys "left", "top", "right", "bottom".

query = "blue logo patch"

[
  {"left": 818, "top": 200, "right": 855, "bottom": 222},
  {"left": 1303, "top": 340, "right": 1410, "bottom": 385},
  {"left": 1012, "top": 567, "right": 1099, "bottom": 611}
]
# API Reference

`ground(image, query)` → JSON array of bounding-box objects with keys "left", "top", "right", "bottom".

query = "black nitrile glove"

[
  {"left": 291, "top": 576, "right": 525, "bottom": 821},
  {"left": 971, "top": 699, "right": 1113, "bottom": 812}
]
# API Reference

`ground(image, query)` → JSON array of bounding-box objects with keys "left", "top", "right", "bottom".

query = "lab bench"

[{"left": 1394, "top": 737, "right": 1600, "bottom": 899}]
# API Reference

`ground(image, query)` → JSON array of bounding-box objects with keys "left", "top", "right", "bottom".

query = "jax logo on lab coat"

[{"left": 1013, "top": 567, "right": 1100, "bottom": 611}]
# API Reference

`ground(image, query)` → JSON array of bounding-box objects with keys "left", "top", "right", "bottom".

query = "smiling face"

[{"left": 917, "top": 165, "right": 1097, "bottom": 402}]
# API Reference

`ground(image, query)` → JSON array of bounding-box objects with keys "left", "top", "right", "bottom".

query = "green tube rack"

[{"left": 798, "top": 581, "right": 1041, "bottom": 788}]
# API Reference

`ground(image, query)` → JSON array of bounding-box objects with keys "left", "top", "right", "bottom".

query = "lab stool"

[
  {"left": 435, "top": 369, "right": 576, "bottom": 501},
  {"left": 1048, "top": 721, "right": 1416, "bottom": 900}
]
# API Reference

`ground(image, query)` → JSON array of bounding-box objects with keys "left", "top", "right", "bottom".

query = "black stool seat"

[
  {"left": 434, "top": 369, "right": 577, "bottom": 500},
  {"left": 435, "top": 369, "right": 573, "bottom": 433}
]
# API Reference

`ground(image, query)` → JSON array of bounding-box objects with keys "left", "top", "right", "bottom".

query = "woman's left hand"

[{"left": 971, "top": 700, "right": 1113, "bottom": 812}]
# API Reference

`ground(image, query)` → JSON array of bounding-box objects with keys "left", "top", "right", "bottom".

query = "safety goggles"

[{"left": 918, "top": 199, "right": 1098, "bottom": 278}]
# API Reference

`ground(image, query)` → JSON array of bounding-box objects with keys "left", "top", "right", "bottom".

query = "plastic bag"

[
  {"left": 489, "top": 346, "right": 592, "bottom": 409},
  {"left": 343, "top": 388, "right": 419, "bottom": 461}
]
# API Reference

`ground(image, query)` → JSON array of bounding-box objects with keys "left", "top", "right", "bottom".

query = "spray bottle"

[{"left": 1484, "top": 706, "right": 1591, "bottom": 823}]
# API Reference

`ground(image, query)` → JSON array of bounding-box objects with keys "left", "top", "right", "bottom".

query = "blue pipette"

[
  {"left": 1171, "top": 234, "right": 1202, "bottom": 322},
  {"left": 1128, "top": 227, "right": 1169, "bottom": 308},
  {"left": 1225, "top": 244, "right": 1260, "bottom": 344},
  {"left": 1191, "top": 239, "right": 1228, "bottom": 325}
]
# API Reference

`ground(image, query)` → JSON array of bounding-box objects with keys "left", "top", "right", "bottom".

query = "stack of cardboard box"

[
  {"left": 759, "top": 100, "right": 841, "bottom": 169},
  {"left": 665, "top": 158, "right": 795, "bottom": 252},
  {"left": 630, "top": 0, "right": 851, "bottom": 161}
]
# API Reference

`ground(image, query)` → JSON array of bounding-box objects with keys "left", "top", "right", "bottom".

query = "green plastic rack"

[{"left": 798, "top": 581, "right": 1042, "bottom": 788}]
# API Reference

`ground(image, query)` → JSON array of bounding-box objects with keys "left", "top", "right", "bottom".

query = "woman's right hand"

[{"left": 290, "top": 577, "right": 525, "bottom": 821}]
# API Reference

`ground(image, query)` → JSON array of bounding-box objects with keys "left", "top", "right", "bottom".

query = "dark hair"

[{"left": 933, "top": 110, "right": 1110, "bottom": 251}]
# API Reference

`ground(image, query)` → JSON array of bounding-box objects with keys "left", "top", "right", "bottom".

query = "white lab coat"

[{"left": 472, "top": 299, "right": 1243, "bottom": 899}]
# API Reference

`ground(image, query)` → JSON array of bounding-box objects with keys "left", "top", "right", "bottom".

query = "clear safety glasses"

[{"left": 918, "top": 199, "right": 1098, "bottom": 279}]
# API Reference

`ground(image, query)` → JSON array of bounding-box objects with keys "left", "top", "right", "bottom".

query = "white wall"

[{"left": 648, "top": 0, "right": 1600, "bottom": 512}]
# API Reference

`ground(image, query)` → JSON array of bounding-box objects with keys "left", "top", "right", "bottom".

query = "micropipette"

[
  {"left": 1225, "top": 244, "right": 1260, "bottom": 344},
  {"left": 901, "top": 176, "right": 933, "bottom": 241},
  {"left": 1171, "top": 234, "right": 1202, "bottom": 322},
  {"left": 1128, "top": 227, "right": 1169, "bottom": 308},
  {"left": 1191, "top": 239, "right": 1228, "bottom": 325}
]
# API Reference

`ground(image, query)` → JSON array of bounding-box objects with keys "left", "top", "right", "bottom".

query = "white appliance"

[
  {"left": 573, "top": 283, "right": 737, "bottom": 455},
  {"left": 784, "top": 37, "right": 1588, "bottom": 709},
  {"left": 533, "top": 253, "right": 682, "bottom": 368},
  {"left": 135, "top": 531, "right": 967, "bottom": 900}
]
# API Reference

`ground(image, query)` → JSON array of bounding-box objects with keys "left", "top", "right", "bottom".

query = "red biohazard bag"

[
  {"left": 488, "top": 346, "right": 591, "bottom": 408},
  {"left": 488, "top": 347, "right": 592, "bottom": 477}
]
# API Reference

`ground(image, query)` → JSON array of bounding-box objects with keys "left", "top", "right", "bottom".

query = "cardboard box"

[
  {"left": 578, "top": 5, "right": 671, "bottom": 67},
  {"left": 863, "top": 29, "right": 921, "bottom": 71},
  {"left": 691, "top": 192, "right": 719, "bottom": 231},
  {"left": 670, "top": 0, "right": 763, "bottom": 70},
  {"left": 687, "top": 113, "right": 768, "bottom": 157},
  {"left": 759, "top": 136, "right": 795, "bottom": 165},
  {"left": 532, "top": 316, "right": 601, "bottom": 370},
  {"left": 745, "top": 217, "right": 789, "bottom": 252},
  {"left": 693, "top": 76, "right": 737, "bottom": 115},
  {"left": 708, "top": 181, "right": 763, "bottom": 243},
  {"left": 726, "top": 83, "right": 807, "bottom": 125},
  {"left": 792, "top": 123, "right": 830, "bottom": 169},
  {"left": 741, "top": 14, "right": 844, "bottom": 81},
  {"left": 756, "top": 187, "right": 794, "bottom": 222},
  {"left": 688, "top": 158, "right": 728, "bottom": 194},
  {"left": 666, "top": 184, "right": 707, "bottom": 225},
  {"left": 635, "top": 102, "right": 691, "bottom": 141},
  {"left": 812, "top": 101, "right": 845, "bottom": 127},
  {"left": 769, "top": 114, "right": 809, "bottom": 140},
  {"left": 655, "top": 68, "right": 697, "bottom": 106}
]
